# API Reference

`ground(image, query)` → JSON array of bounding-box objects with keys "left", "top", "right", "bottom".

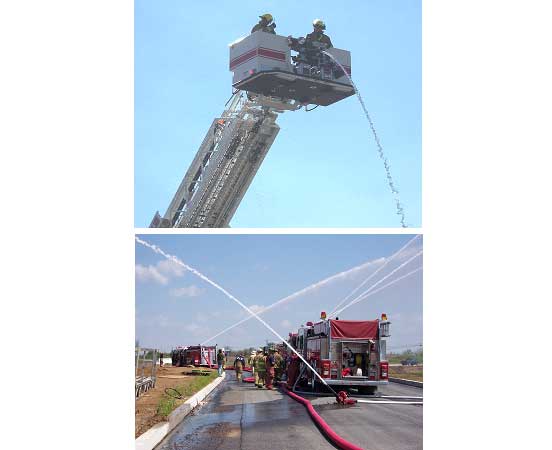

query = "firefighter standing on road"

[
  {"left": 274, "top": 349, "right": 284, "bottom": 382},
  {"left": 234, "top": 354, "right": 246, "bottom": 382},
  {"left": 253, "top": 351, "right": 260, "bottom": 386},
  {"left": 265, "top": 349, "right": 276, "bottom": 390},
  {"left": 255, "top": 348, "right": 266, "bottom": 388},
  {"left": 251, "top": 13, "right": 276, "bottom": 34},
  {"left": 217, "top": 349, "right": 226, "bottom": 377},
  {"left": 286, "top": 353, "right": 300, "bottom": 389},
  {"left": 248, "top": 351, "right": 256, "bottom": 377}
]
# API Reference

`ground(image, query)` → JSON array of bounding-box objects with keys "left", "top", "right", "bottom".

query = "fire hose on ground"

[
  {"left": 280, "top": 384, "right": 363, "bottom": 450},
  {"left": 227, "top": 369, "right": 363, "bottom": 448},
  {"left": 223, "top": 366, "right": 253, "bottom": 372}
]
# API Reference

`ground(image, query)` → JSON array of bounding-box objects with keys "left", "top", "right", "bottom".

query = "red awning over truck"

[{"left": 330, "top": 320, "right": 379, "bottom": 340}]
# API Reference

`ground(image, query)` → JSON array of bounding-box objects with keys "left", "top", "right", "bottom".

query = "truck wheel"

[{"left": 358, "top": 386, "right": 377, "bottom": 395}]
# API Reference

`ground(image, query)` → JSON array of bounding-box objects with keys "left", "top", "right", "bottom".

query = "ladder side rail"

[
  {"left": 177, "top": 116, "right": 245, "bottom": 227},
  {"left": 194, "top": 118, "right": 255, "bottom": 226},
  {"left": 213, "top": 119, "right": 280, "bottom": 227},
  {"left": 186, "top": 123, "right": 249, "bottom": 227},
  {"left": 192, "top": 109, "right": 266, "bottom": 227},
  {"left": 163, "top": 119, "right": 219, "bottom": 223},
  {"left": 162, "top": 93, "right": 244, "bottom": 226},
  {"left": 210, "top": 117, "right": 279, "bottom": 227},
  {"left": 207, "top": 118, "right": 275, "bottom": 227},
  {"left": 181, "top": 121, "right": 245, "bottom": 227}
]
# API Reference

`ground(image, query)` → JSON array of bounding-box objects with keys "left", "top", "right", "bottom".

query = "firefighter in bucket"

[
  {"left": 251, "top": 13, "right": 276, "bottom": 34},
  {"left": 306, "top": 19, "right": 333, "bottom": 49}
]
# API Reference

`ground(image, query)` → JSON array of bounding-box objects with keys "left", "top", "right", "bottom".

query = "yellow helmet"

[
  {"left": 259, "top": 13, "right": 273, "bottom": 24},
  {"left": 313, "top": 19, "right": 326, "bottom": 30}
]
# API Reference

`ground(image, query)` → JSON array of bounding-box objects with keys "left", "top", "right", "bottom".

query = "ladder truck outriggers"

[
  {"left": 288, "top": 312, "right": 391, "bottom": 395},
  {"left": 150, "top": 30, "right": 355, "bottom": 228}
]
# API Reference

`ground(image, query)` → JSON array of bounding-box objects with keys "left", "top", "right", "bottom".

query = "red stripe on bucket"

[{"left": 230, "top": 47, "right": 286, "bottom": 70}]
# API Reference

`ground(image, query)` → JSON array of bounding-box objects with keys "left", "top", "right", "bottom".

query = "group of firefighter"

[
  {"left": 251, "top": 13, "right": 333, "bottom": 49},
  {"left": 221, "top": 347, "right": 301, "bottom": 391}
]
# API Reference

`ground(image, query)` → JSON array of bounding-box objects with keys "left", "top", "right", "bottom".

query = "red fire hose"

[
  {"left": 282, "top": 386, "right": 363, "bottom": 450},
  {"left": 224, "top": 366, "right": 253, "bottom": 372}
]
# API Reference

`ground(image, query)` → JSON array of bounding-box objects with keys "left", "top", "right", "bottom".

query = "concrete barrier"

[
  {"left": 135, "top": 372, "right": 226, "bottom": 450},
  {"left": 389, "top": 377, "right": 423, "bottom": 388}
]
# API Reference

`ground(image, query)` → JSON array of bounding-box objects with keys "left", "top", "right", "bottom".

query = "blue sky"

[
  {"left": 135, "top": 1, "right": 421, "bottom": 228},
  {"left": 136, "top": 234, "right": 423, "bottom": 351}
]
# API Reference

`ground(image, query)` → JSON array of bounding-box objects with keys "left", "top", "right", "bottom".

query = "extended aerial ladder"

[{"left": 150, "top": 31, "right": 354, "bottom": 228}]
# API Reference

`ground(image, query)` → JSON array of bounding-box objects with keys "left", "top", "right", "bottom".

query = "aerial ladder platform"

[{"left": 150, "top": 31, "right": 354, "bottom": 228}]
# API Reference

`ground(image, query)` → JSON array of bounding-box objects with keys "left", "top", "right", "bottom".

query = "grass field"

[
  {"left": 156, "top": 370, "right": 218, "bottom": 417},
  {"left": 135, "top": 366, "right": 218, "bottom": 438},
  {"left": 387, "top": 349, "right": 423, "bottom": 365},
  {"left": 389, "top": 365, "right": 423, "bottom": 382}
]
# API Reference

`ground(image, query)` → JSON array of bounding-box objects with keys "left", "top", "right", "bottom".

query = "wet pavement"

[
  {"left": 155, "top": 372, "right": 422, "bottom": 450},
  {"left": 155, "top": 371, "right": 336, "bottom": 450},
  {"left": 314, "top": 383, "right": 423, "bottom": 450}
]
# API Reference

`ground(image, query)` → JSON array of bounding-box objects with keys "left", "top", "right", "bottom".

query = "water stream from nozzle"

[
  {"left": 203, "top": 254, "right": 384, "bottom": 345},
  {"left": 329, "top": 249, "right": 423, "bottom": 319},
  {"left": 323, "top": 51, "right": 408, "bottom": 228},
  {"left": 135, "top": 237, "right": 339, "bottom": 396},
  {"left": 205, "top": 236, "right": 420, "bottom": 344},
  {"left": 332, "top": 266, "right": 423, "bottom": 319},
  {"left": 328, "top": 235, "right": 420, "bottom": 316}
]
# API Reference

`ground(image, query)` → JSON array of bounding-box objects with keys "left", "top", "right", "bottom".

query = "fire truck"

[
  {"left": 289, "top": 313, "right": 391, "bottom": 394},
  {"left": 171, "top": 345, "right": 217, "bottom": 368},
  {"left": 150, "top": 30, "right": 354, "bottom": 228}
]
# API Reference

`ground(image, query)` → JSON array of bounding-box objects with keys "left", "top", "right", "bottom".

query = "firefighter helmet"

[
  {"left": 313, "top": 19, "right": 326, "bottom": 30},
  {"left": 259, "top": 13, "right": 273, "bottom": 24}
]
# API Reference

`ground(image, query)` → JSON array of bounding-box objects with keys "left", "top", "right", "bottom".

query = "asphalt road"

[
  {"left": 312, "top": 383, "right": 423, "bottom": 450},
  {"left": 155, "top": 372, "right": 422, "bottom": 450}
]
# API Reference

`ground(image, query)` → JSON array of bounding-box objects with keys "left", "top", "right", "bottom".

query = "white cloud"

[
  {"left": 170, "top": 285, "right": 204, "bottom": 298},
  {"left": 135, "top": 259, "right": 186, "bottom": 285},
  {"left": 157, "top": 259, "right": 186, "bottom": 277},
  {"left": 135, "top": 264, "right": 169, "bottom": 285}
]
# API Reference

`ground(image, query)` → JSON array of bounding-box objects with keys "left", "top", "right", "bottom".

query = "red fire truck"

[
  {"left": 172, "top": 345, "right": 217, "bottom": 368},
  {"left": 288, "top": 313, "right": 391, "bottom": 394}
]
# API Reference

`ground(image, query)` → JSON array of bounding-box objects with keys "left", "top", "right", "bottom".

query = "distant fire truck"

[
  {"left": 171, "top": 345, "right": 217, "bottom": 368},
  {"left": 288, "top": 313, "right": 391, "bottom": 394}
]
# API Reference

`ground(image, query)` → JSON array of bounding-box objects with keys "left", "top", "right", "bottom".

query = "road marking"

[
  {"left": 377, "top": 395, "right": 423, "bottom": 399},
  {"left": 355, "top": 399, "right": 423, "bottom": 405}
]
